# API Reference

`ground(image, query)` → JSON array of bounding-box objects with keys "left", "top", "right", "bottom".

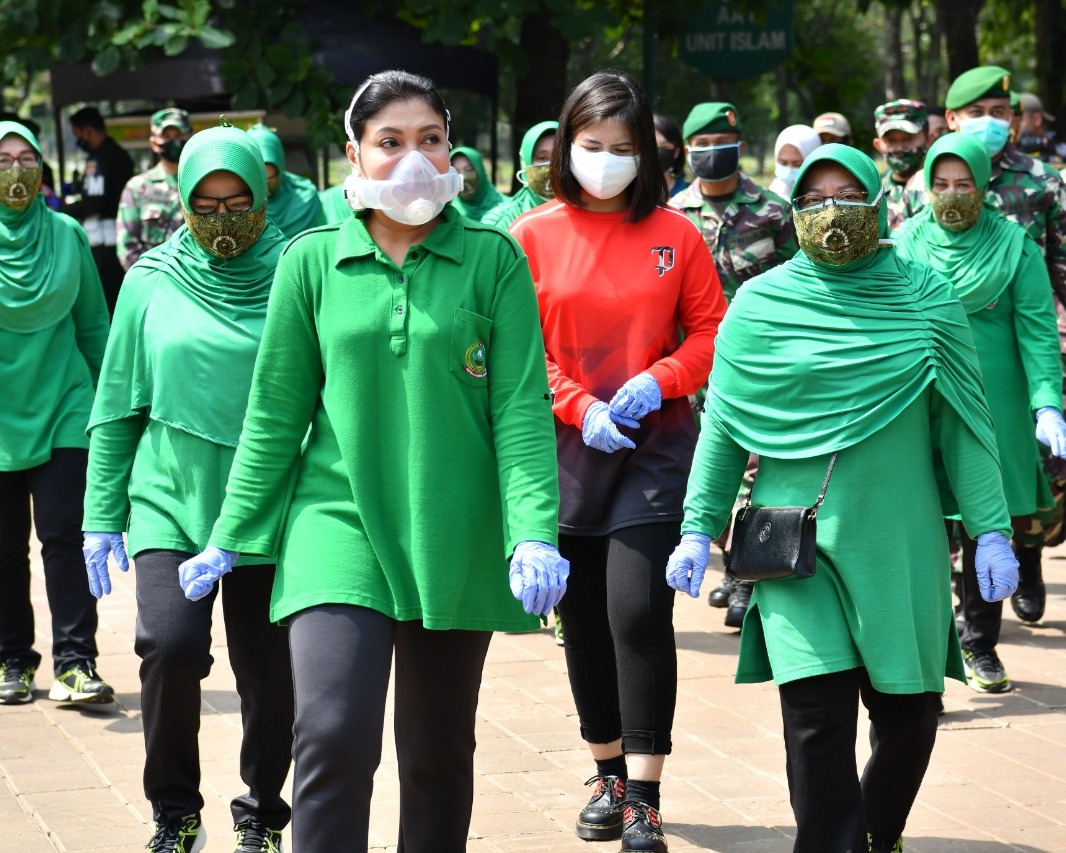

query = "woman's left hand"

[
  {"left": 974, "top": 532, "right": 1019, "bottom": 602},
  {"left": 1035, "top": 407, "right": 1066, "bottom": 458},
  {"left": 665, "top": 533, "right": 711, "bottom": 598},
  {"left": 508, "top": 541, "right": 570, "bottom": 616},
  {"left": 609, "top": 372, "right": 662, "bottom": 422},
  {"left": 178, "top": 547, "right": 239, "bottom": 601}
]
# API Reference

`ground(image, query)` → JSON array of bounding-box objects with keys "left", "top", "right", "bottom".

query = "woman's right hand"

[
  {"left": 975, "top": 531, "right": 1019, "bottom": 602},
  {"left": 178, "top": 547, "right": 238, "bottom": 601},
  {"left": 83, "top": 532, "right": 130, "bottom": 598},
  {"left": 582, "top": 401, "right": 636, "bottom": 453},
  {"left": 665, "top": 533, "right": 711, "bottom": 598}
]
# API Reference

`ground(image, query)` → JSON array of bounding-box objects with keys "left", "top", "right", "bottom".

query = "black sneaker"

[
  {"left": 234, "top": 818, "right": 283, "bottom": 852},
  {"left": 962, "top": 649, "right": 1012, "bottom": 694},
  {"left": 1011, "top": 546, "right": 1045, "bottom": 623},
  {"left": 724, "top": 580, "right": 753, "bottom": 629},
  {"left": 0, "top": 659, "right": 37, "bottom": 705},
  {"left": 868, "top": 833, "right": 903, "bottom": 852},
  {"left": 707, "top": 574, "right": 733, "bottom": 608},
  {"left": 48, "top": 662, "right": 114, "bottom": 704},
  {"left": 575, "top": 774, "right": 626, "bottom": 840},
  {"left": 620, "top": 800, "right": 668, "bottom": 852},
  {"left": 147, "top": 814, "right": 206, "bottom": 853}
]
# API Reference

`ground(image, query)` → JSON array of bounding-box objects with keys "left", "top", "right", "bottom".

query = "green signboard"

[{"left": 680, "top": 0, "right": 795, "bottom": 80}]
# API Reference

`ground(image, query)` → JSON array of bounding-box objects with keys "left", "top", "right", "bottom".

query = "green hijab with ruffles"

[
  {"left": 0, "top": 121, "right": 83, "bottom": 332},
  {"left": 706, "top": 143, "right": 999, "bottom": 470},
  {"left": 893, "top": 133, "right": 1025, "bottom": 313},
  {"left": 450, "top": 146, "right": 506, "bottom": 221},
  {"left": 88, "top": 123, "right": 287, "bottom": 447},
  {"left": 247, "top": 123, "right": 324, "bottom": 238}
]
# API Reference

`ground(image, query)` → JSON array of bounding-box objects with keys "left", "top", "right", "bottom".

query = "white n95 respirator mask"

[{"left": 344, "top": 150, "right": 463, "bottom": 226}]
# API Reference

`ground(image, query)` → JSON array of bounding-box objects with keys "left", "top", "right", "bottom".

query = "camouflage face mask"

[
  {"left": 522, "top": 164, "right": 554, "bottom": 199},
  {"left": 184, "top": 207, "right": 266, "bottom": 259},
  {"left": 0, "top": 166, "right": 42, "bottom": 211},
  {"left": 793, "top": 200, "right": 881, "bottom": 266},
  {"left": 929, "top": 190, "right": 984, "bottom": 233}
]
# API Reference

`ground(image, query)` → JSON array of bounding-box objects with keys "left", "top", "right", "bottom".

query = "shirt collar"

[
  {"left": 997, "top": 143, "right": 1029, "bottom": 172},
  {"left": 334, "top": 204, "right": 465, "bottom": 267},
  {"left": 675, "top": 172, "right": 760, "bottom": 210}
]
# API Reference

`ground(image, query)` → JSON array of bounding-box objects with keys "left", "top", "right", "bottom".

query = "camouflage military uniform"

[
  {"left": 671, "top": 173, "right": 797, "bottom": 303},
  {"left": 883, "top": 175, "right": 910, "bottom": 231},
  {"left": 116, "top": 164, "right": 184, "bottom": 271},
  {"left": 898, "top": 143, "right": 1066, "bottom": 548}
]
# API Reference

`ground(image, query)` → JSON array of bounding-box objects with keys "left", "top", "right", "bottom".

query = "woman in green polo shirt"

[
  {"left": 81, "top": 122, "right": 294, "bottom": 853},
  {"left": 0, "top": 120, "right": 112, "bottom": 708},
  {"left": 175, "top": 71, "right": 567, "bottom": 852},
  {"left": 666, "top": 145, "right": 1018, "bottom": 853},
  {"left": 895, "top": 133, "right": 1066, "bottom": 695}
]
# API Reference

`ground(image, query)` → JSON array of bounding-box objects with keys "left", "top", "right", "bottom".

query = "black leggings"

[
  {"left": 556, "top": 523, "right": 679, "bottom": 755},
  {"left": 779, "top": 668, "right": 942, "bottom": 852}
]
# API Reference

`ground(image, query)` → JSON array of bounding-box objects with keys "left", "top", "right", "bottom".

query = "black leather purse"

[{"left": 725, "top": 453, "right": 838, "bottom": 582}]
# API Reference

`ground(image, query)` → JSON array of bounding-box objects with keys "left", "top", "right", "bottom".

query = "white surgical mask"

[
  {"left": 774, "top": 162, "right": 800, "bottom": 189},
  {"left": 569, "top": 144, "right": 639, "bottom": 200},
  {"left": 345, "top": 150, "right": 463, "bottom": 226}
]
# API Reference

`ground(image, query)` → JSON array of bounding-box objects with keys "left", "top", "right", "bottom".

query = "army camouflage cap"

[
  {"left": 151, "top": 108, "right": 191, "bottom": 135},
  {"left": 875, "top": 99, "right": 928, "bottom": 137},
  {"left": 683, "top": 102, "right": 741, "bottom": 141},
  {"left": 945, "top": 66, "right": 1012, "bottom": 110}
]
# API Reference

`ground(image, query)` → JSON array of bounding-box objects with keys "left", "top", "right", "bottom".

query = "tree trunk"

[
  {"left": 775, "top": 64, "right": 790, "bottom": 130},
  {"left": 1034, "top": 0, "right": 1065, "bottom": 135},
  {"left": 937, "top": 0, "right": 984, "bottom": 81},
  {"left": 883, "top": 5, "right": 905, "bottom": 101},
  {"left": 511, "top": 6, "right": 569, "bottom": 193}
]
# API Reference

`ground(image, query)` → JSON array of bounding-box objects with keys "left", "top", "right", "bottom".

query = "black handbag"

[{"left": 725, "top": 453, "right": 838, "bottom": 582}]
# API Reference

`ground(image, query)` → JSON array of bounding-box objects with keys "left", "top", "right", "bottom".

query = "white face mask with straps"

[
  {"left": 569, "top": 144, "right": 639, "bottom": 200},
  {"left": 344, "top": 150, "right": 463, "bottom": 226}
]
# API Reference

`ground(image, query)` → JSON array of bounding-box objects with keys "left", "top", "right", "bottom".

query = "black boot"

[
  {"left": 707, "top": 573, "right": 733, "bottom": 608},
  {"left": 1011, "top": 544, "right": 1046, "bottom": 623},
  {"left": 724, "top": 581, "right": 753, "bottom": 629}
]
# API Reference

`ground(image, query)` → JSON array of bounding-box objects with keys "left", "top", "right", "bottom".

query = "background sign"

[{"left": 680, "top": 0, "right": 795, "bottom": 80}]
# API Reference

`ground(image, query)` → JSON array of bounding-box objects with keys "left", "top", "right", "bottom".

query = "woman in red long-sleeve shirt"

[{"left": 510, "top": 70, "right": 727, "bottom": 853}]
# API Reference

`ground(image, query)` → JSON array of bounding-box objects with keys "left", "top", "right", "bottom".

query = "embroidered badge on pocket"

[{"left": 464, "top": 340, "right": 488, "bottom": 378}]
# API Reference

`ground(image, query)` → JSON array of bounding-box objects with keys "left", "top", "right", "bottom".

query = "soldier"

[
  {"left": 672, "top": 102, "right": 797, "bottom": 628},
  {"left": 872, "top": 99, "right": 928, "bottom": 231},
  {"left": 67, "top": 106, "right": 134, "bottom": 316},
  {"left": 927, "top": 106, "right": 949, "bottom": 144},
  {"left": 116, "top": 108, "right": 190, "bottom": 271},
  {"left": 898, "top": 65, "right": 1066, "bottom": 683},
  {"left": 1018, "top": 93, "right": 1066, "bottom": 169},
  {"left": 813, "top": 111, "right": 853, "bottom": 147}
]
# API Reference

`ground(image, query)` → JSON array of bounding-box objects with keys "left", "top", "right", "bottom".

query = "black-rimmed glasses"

[{"left": 189, "top": 192, "right": 254, "bottom": 214}]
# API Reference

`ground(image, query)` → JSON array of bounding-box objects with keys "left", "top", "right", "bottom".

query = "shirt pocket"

[{"left": 450, "top": 307, "right": 492, "bottom": 388}]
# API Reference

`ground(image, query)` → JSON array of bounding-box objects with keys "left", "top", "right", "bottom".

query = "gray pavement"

[{"left": 4, "top": 542, "right": 1066, "bottom": 852}]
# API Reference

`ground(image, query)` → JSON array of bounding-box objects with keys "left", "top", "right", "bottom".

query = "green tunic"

[
  {"left": 209, "top": 206, "right": 560, "bottom": 629},
  {"left": 0, "top": 201, "right": 109, "bottom": 471}
]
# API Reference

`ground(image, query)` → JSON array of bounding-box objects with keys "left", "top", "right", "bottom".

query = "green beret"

[
  {"left": 945, "top": 66, "right": 1012, "bottom": 110},
  {"left": 1010, "top": 90, "right": 1019, "bottom": 110},
  {"left": 682, "top": 102, "right": 741, "bottom": 141}
]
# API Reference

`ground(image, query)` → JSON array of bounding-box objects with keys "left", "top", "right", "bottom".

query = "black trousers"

[
  {"left": 779, "top": 668, "right": 941, "bottom": 852},
  {"left": 958, "top": 519, "right": 1025, "bottom": 652},
  {"left": 133, "top": 550, "right": 293, "bottom": 828},
  {"left": 287, "top": 604, "right": 492, "bottom": 853},
  {"left": 91, "top": 245, "right": 125, "bottom": 318},
  {"left": 556, "top": 523, "right": 679, "bottom": 755},
  {"left": 0, "top": 449, "right": 98, "bottom": 673}
]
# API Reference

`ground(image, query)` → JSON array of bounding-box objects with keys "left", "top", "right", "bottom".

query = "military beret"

[
  {"left": 682, "top": 102, "right": 741, "bottom": 141},
  {"left": 945, "top": 66, "right": 1012, "bottom": 110}
]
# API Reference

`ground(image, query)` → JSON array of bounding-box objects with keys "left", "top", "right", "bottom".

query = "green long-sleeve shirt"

[{"left": 210, "top": 208, "right": 560, "bottom": 629}]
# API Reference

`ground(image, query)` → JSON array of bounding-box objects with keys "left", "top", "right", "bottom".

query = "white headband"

[{"left": 344, "top": 75, "right": 452, "bottom": 151}]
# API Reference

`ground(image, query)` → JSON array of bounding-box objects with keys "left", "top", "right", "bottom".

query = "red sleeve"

[{"left": 645, "top": 223, "right": 726, "bottom": 398}]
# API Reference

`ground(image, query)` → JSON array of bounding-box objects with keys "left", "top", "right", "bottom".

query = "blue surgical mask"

[
  {"left": 774, "top": 162, "right": 800, "bottom": 188},
  {"left": 957, "top": 115, "right": 1011, "bottom": 156}
]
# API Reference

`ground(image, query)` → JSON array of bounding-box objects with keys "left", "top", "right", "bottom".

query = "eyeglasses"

[
  {"left": 0, "top": 154, "right": 41, "bottom": 170},
  {"left": 793, "top": 189, "right": 869, "bottom": 211},
  {"left": 189, "top": 192, "right": 254, "bottom": 214}
]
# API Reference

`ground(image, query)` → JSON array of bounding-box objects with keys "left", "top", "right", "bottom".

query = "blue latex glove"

[
  {"left": 508, "top": 541, "right": 570, "bottom": 616},
  {"left": 1035, "top": 407, "right": 1066, "bottom": 458},
  {"left": 178, "top": 547, "right": 238, "bottom": 602},
  {"left": 582, "top": 401, "right": 637, "bottom": 453},
  {"left": 83, "top": 532, "right": 129, "bottom": 599},
  {"left": 609, "top": 372, "right": 663, "bottom": 422},
  {"left": 665, "top": 533, "right": 711, "bottom": 598},
  {"left": 975, "top": 532, "right": 1019, "bottom": 602}
]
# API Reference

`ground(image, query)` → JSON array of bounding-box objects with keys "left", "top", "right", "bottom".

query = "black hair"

[
  {"left": 346, "top": 70, "right": 448, "bottom": 146},
  {"left": 653, "top": 113, "right": 685, "bottom": 177},
  {"left": 550, "top": 70, "right": 666, "bottom": 223},
  {"left": 928, "top": 105, "right": 947, "bottom": 118},
  {"left": 70, "top": 106, "right": 105, "bottom": 131}
]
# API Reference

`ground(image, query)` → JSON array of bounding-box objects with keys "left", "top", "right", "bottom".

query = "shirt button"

[
  {"left": 398, "top": 275, "right": 405, "bottom": 283},
  {"left": 410, "top": 251, "right": 418, "bottom": 259},
  {"left": 396, "top": 306, "right": 404, "bottom": 315}
]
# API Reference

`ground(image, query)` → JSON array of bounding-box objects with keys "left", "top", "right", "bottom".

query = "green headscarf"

[
  {"left": 893, "top": 133, "right": 1024, "bottom": 313},
  {"left": 88, "top": 124, "right": 287, "bottom": 446},
  {"left": 0, "top": 121, "right": 83, "bottom": 333},
  {"left": 450, "top": 147, "right": 505, "bottom": 222},
  {"left": 707, "top": 144, "right": 999, "bottom": 473},
  {"left": 247, "top": 123, "right": 323, "bottom": 238},
  {"left": 520, "top": 121, "right": 558, "bottom": 169}
]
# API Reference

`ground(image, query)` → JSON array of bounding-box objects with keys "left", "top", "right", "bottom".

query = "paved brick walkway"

[{"left": 4, "top": 543, "right": 1066, "bottom": 852}]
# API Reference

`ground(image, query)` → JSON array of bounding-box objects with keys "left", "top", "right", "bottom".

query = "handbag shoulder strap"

[{"left": 809, "top": 452, "right": 839, "bottom": 518}]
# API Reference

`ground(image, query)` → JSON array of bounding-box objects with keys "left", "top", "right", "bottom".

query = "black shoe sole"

[{"left": 576, "top": 821, "right": 623, "bottom": 841}]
